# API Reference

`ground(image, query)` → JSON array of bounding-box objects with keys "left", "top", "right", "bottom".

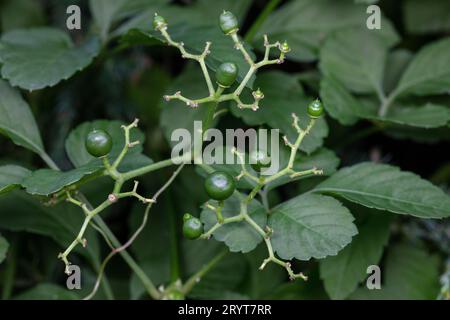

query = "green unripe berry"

[
  {"left": 219, "top": 11, "right": 238, "bottom": 35},
  {"left": 216, "top": 62, "right": 238, "bottom": 88},
  {"left": 280, "top": 41, "right": 291, "bottom": 53},
  {"left": 307, "top": 99, "right": 324, "bottom": 118},
  {"left": 204, "top": 171, "right": 235, "bottom": 201},
  {"left": 153, "top": 14, "right": 166, "bottom": 29},
  {"left": 253, "top": 88, "right": 264, "bottom": 100},
  {"left": 182, "top": 215, "right": 203, "bottom": 240},
  {"left": 85, "top": 129, "right": 113, "bottom": 158},
  {"left": 249, "top": 150, "right": 271, "bottom": 172}
]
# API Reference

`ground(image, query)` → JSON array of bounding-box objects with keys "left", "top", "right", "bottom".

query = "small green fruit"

[
  {"left": 280, "top": 41, "right": 290, "bottom": 53},
  {"left": 153, "top": 14, "right": 166, "bottom": 29},
  {"left": 204, "top": 171, "right": 235, "bottom": 201},
  {"left": 183, "top": 215, "right": 203, "bottom": 240},
  {"left": 85, "top": 129, "right": 113, "bottom": 158},
  {"left": 216, "top": 62, "right": 238, "bottom": 88},
  {"left": 219, "top": 11, "right": 238, "bottom": 35},
  {"left": 249, "top": 150, "right": 271, "bottom": 172},
  {"left": 253, "top": 88, "right": 264, "bottom": 100},
  {"left": 307, "top": 99, "right": 324, "bottom": 118}
]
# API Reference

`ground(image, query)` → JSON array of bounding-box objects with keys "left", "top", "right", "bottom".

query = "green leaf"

[
  {"left": 314, "top": 162, "right": 450, "bottom": 218},
  {"left": 122, "top": 25, "right": 255, "bottom": 87},
  {"left": 255, "top": 0, "right": 398, "bottom": 62},
  {"left": 320, "top": 29, "right": 390, "bottom": 95},
  {"left": 320, "top": 76, "right": 450, "bottom": 128},
  {"left": 0, "top": 79, "right": 44, "bottom": 154},
  {"left": 65, "top": 119, "right": 150, "bottom": 168},
  {"left": 383, "top": 49, "right": 413, "bottom": 94},
  {"left": 188, "top": 254, "right": 248, "bottom": 300},
  {"left": 128, "top": 201, "right": 171, "bottom": 299},
  {"left": 0, "top": 165, "right": 31, "bottom": 195},
  {"left": 21, "top": 162, "right": 101, "bottom": 196},
  {"left": 393, "top": 37, "right": 450, "bottom": 97},
  {"left": 1, "top": 0, "right": 45, "bottom": 31},
  {"left": 319, "top": 212, "right": 392, "bottom": 299},
  {"left": 0, "top": 234, "right": 9, "bottom": 264},
  {"left": 319, "top": 76, "right": 363, "bottom": 125},
  {"left": 383, "top": 103, "right": 450, "bottom": 128},
  {"left": 182, "top": 241, "right": 247, "bottom": 300},
  {"left": 351, "top": 244, "right": 441, "bottom": 299},
  {"left": 384, "top": 125, "right": 450, "bottom": 144},
  {"left": 201, "top": 194, "right": 267, "bottom": 253},
  {"left": 269, "top": 193, "right": 357, "bottom": 260},
  {"left": 0, "top": 191, "right": 100, "bottom": 262},
  {"left": 0, "top": 28, "right": 100, "bottom": 91},
  {"left": 13, "top": 283, "right": 78, "bottom": 300},
  {"left": 89, "top": 0, "right": 168, "bottom": 41},
  {"left": 232, "top": 71, "right": 328, "bottom": 154},
  {"left": 404, "top": 0, "right": 450, "bottom": 34},
  {"left": 115, "top": 0, "right": 252, "bottom": 37}
]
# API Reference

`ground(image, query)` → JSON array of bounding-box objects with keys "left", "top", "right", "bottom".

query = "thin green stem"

[
  {"left": 201, "top": 213, "right": 245, "bottom": 239},
  {"left": 167, "top": 194, "right": 181, "bottom": 283},
  {"left": 181, "top": 250, "right": 228, "bottom": 295},
  {"left": 245, "top": 177, "right": 265, "bottom": 204},
  {"left": 202, "top": 87, "right": 225, "bottom": 136},
  {"left": 122, "top": 153, "right": 190, "bottom": 181},
  {"left": 236, "top": 66, "right": 256, "bottom": 96},
  {"left": 38, "top": 151, "right": 116, "bottom": 299},
  {"left": 244, "top": 0, "right": 282, "bottom": 43},
  {"left": 1, "top": 237, "right": 16, "bottom": 300},
  {"left": 92, "top": 215, "right": 161, "bottom": 299},
  {"left": 378, "top": 90, "right": 398, "bottom": 117},
  {"left": 259, "top": 187, "right": 270, "bottom": 211},
  {"left": 216, "top": 201, "right": 225, "bottom": 223},
  {"left": 199, "top": 58, "right": 215, "bottom": 96},
  {"left": 83, "top": 164, "right": 185, "bottom": 300},
  {"left": 39, "top": 152, "right": 59, "bottom": 170}
]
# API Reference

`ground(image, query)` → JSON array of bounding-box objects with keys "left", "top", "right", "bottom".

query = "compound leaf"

[
  {"left": 351, "top": 243, "right": 440, "bottom": 299},
  {"left": 0, "top": 80, "right": 44, "bottom": 155},
  {"left": 0, "top": 234, "right": 8, "bottom": 264},
  {"left": 319, "top": 212, "right": 392, "bottom": 299},
  {"left": 314, "top": 162, "right": 450, "bottom": 218},
  {"left": 394, "top": 37, "right": 450, "bottom": 97},
  {"left": 269, "top": 193, "right": 357, "bottom": 260},
  {"left": 0, "top": 28, "right": 100, "bottom": 90},
  {"left": 0, "top": 165, "right": 31, "bottom": 195}
]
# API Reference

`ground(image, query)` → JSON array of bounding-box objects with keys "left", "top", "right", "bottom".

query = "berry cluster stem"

[
  {"left": 200, "top": 115, "right": 323, "bottom": 280},
  {"left": 155, "top": 19, "right": 286, "bottom": 112}
]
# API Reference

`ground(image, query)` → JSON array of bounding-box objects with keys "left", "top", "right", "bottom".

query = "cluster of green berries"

[
  {"left": 85, "top": 11, "right": 325, "bottom": 242},
  {"left": 182, "top": 171, "right": 236, "bottom": 240}
]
